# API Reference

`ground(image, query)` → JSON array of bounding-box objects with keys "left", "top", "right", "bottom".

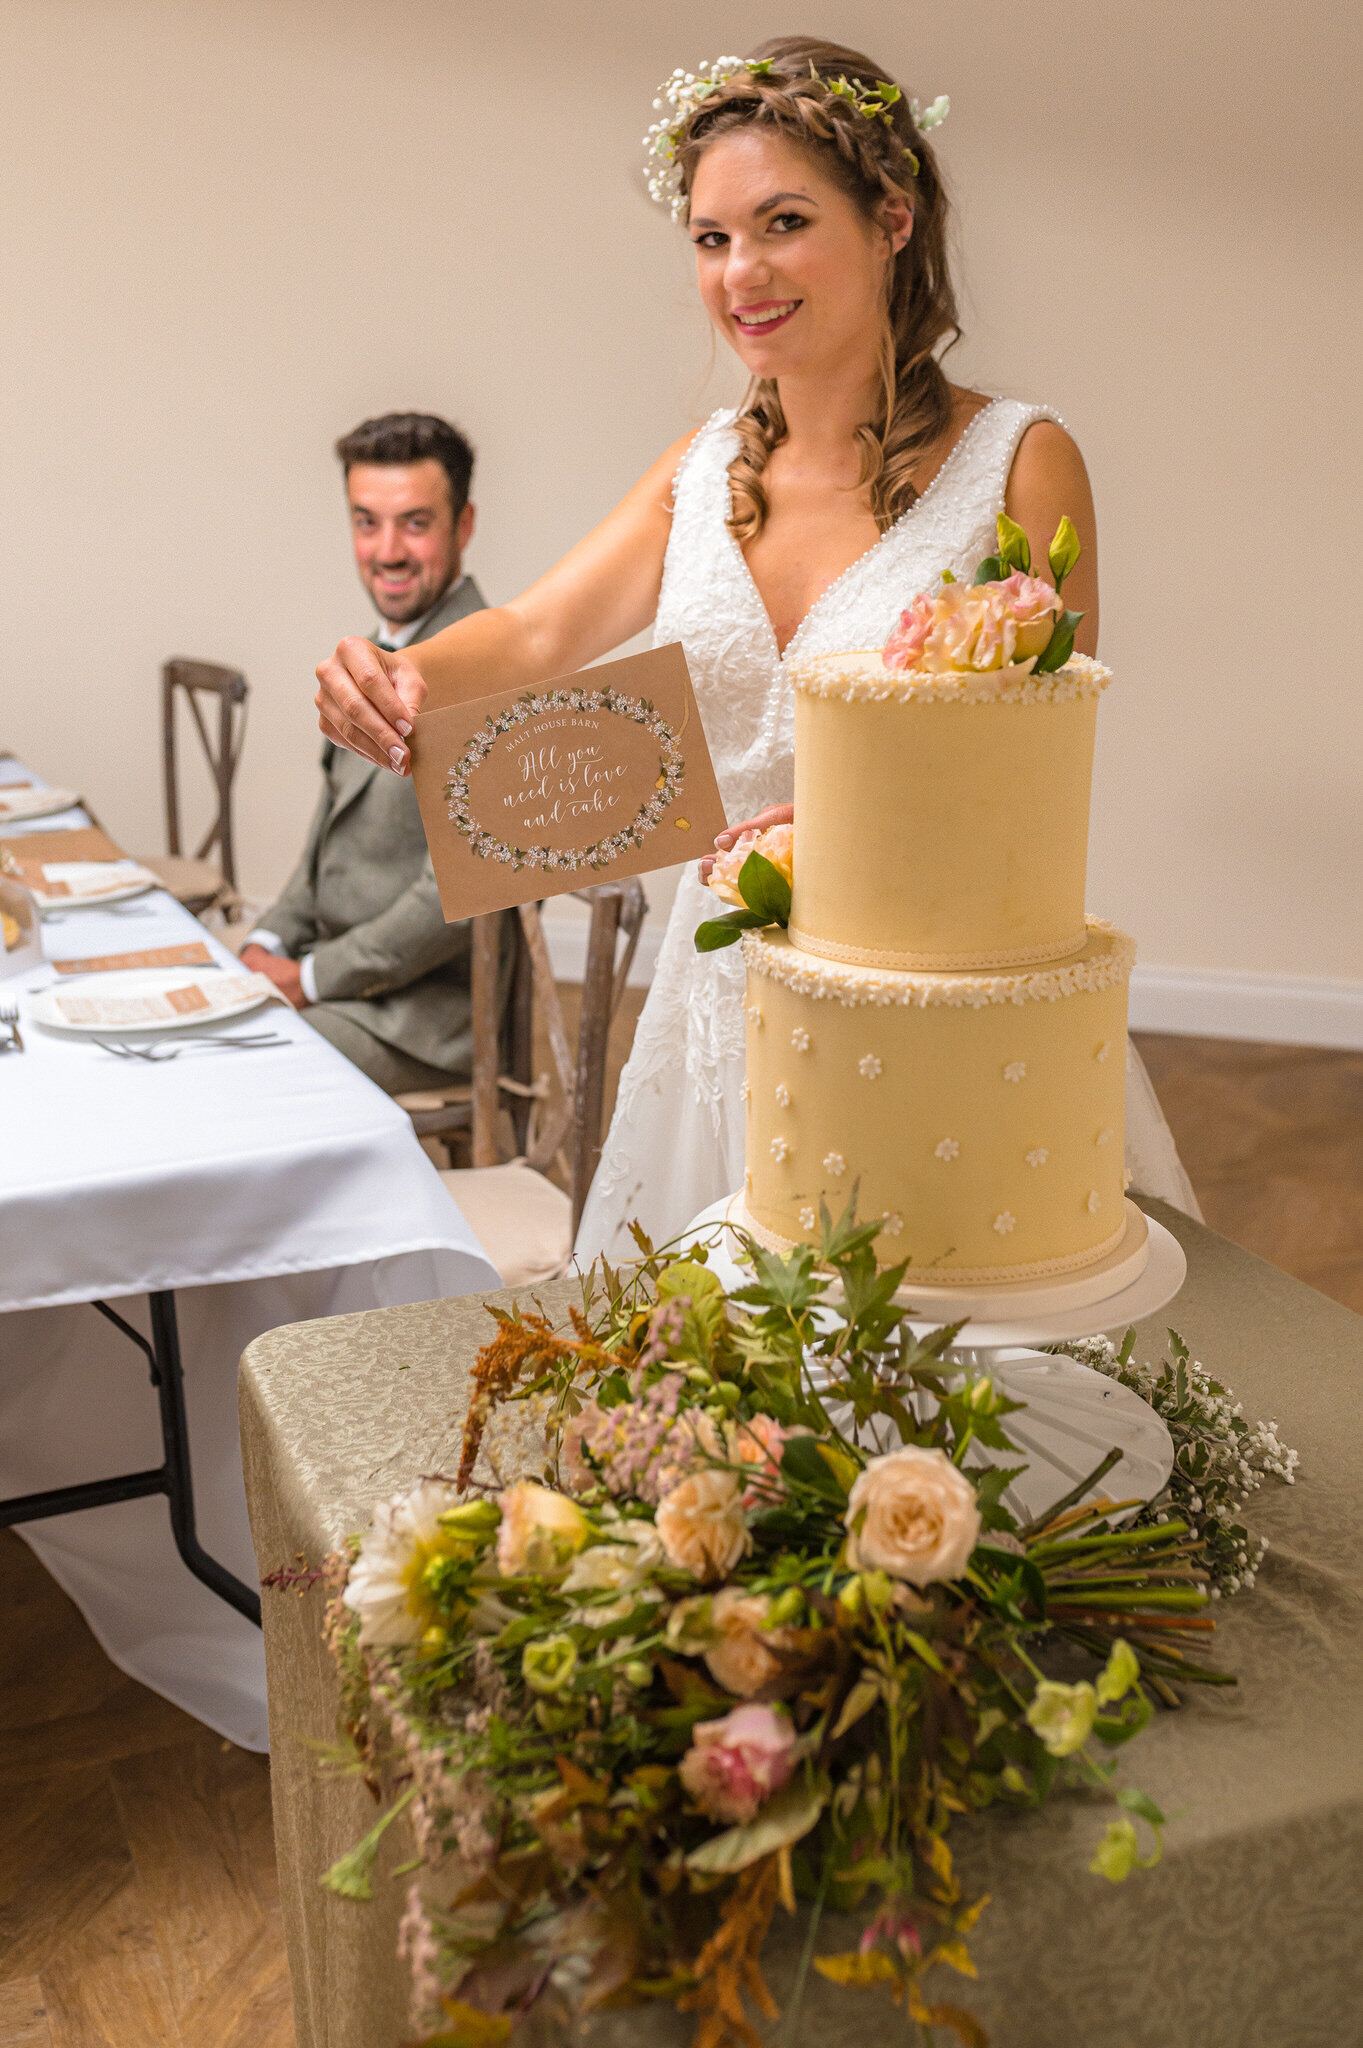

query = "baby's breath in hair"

[{"left": 643, "top": 55, "right": 949, "bottom": 220}]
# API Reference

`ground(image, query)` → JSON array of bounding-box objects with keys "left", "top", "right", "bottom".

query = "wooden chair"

[
  {"left": 141, "top": 659, "right": 248, "bottom": 916},
  {"left": 399, "top": 879, "right": 647, "bottom": 1287}
]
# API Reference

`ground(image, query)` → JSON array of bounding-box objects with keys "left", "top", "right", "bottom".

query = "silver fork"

[{"left": 0, "top": 1002, "right": 23, "bottom": 1053}]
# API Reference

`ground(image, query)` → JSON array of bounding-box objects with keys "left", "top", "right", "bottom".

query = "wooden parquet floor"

[
  {"left": 3, "top": 1020, "right": 1360, "bottom": 2044},
  {"left": 0, "top": 1531, "right": 293, "bottom": 2047}
]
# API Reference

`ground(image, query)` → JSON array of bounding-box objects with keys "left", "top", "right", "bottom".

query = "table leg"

[{"left": 0, "top": 1289, "right": 262, "bottom": 1626}]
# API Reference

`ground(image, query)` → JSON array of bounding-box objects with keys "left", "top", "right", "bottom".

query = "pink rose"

[
  {"left": 707, "top": 823, "right": 795, "bottom": 907},
  {"left": 883, "top": 576, "right": 1062, "bottom": 676},
  {"left": 996, "top": 571, "right": 1064, "bottom": 661},
  {"left": 678, "top": 1702, "right": 797, "bottom": 1824}
]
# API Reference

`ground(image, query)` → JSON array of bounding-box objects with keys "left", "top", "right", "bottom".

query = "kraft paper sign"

[{"left": 411, "top": 643, "right": 726, "bottom": 920}]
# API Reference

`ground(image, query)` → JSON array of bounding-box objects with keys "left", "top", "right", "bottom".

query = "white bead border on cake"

[
  {"left": 786, "top": 922, "right": 1091, "bottom": 974},
  {"left": 743, "top": 917, "right": 1136, "bottom": 1010},
  {"left": 786, "top": 649, "right": 1112, "bottom": 706},
  {"left": 730, "top": 1193, "right": 1131, "bottom": 1285}
]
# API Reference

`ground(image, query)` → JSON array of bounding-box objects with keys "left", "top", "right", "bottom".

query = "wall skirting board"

[{"left": 541, "top": 917, "right": 1363, "bottom": 1050}]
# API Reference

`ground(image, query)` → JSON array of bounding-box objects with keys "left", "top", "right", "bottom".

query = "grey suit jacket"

[{"left": 259, "top": 575, "right": 485, "bottom": 1075}]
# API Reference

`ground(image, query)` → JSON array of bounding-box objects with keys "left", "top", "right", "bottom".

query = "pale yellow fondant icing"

[
  {"left": 788, "top": 657, "right": 1105, "bottom": 969},
  {"left": 742, "top": 924, "right": 1132, "bottom": 1280}
]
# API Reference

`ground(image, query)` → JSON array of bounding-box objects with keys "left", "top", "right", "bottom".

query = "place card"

[
  {"left": 411, "top": 643, "right": 726, "bottom": 920},
  {"left": 52, "top": 942, "right": 216, "bottom": 976},
  {"left": 0, "top": 826, "right": 127, "bottom": 868}
]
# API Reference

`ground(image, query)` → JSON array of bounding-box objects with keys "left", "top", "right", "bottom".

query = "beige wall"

[{"left": 4, "top": 0, "right": 1360, "bottom": 1011}]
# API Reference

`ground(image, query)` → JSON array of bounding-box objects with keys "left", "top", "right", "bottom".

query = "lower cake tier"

[{"left": 741, "top": 919, "right": 1135, "bottom": 1280}]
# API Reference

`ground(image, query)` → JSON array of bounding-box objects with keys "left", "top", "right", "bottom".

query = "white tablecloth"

[{"left": 0, "top": 758, "right": 499, "bottom": 1747}]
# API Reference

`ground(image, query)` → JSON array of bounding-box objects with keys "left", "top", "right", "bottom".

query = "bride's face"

[{"left": 687, "top": 129, "right": 910, "bottom": 382}]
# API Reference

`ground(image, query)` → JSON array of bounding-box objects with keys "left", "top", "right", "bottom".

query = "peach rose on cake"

[
  {"left": 706, "top": 822, "right": 795, "bottom": 906},
  {"left": 844, "top": 1445, "right": 981, "bottom": 1587},
  {"left": 883, "top": 573, "right": 1062, "bottom": 675}
]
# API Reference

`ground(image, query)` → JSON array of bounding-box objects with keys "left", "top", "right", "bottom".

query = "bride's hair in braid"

[{"left": 673, "top": 35, "right": 959, "bottom": 542}]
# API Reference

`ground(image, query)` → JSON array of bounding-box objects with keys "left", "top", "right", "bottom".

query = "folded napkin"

[
  {"left": 53, "top": 971, "right": 282, "bottom": 1028},
  {"left": 28, "top": 859, "right": 157, "bottom": 901}
]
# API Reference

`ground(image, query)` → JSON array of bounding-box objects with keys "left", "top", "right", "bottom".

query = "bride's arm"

[
  {"left": 1004, "top": 422, "right": 1100, "bottom": 655},
  {"left": 315, "top": 430, "right": 698, "bottom": 772}
]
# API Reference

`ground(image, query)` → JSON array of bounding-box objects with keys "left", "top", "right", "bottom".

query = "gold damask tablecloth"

[{"left": 240, "top": 1202, "right": 1363, "bottom": 2048}]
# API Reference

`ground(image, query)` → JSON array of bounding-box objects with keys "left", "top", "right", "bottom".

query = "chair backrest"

[
  {"left": 162, "top": 659, "right": 249, "bottom": 890},
  {"left": 469, "top": 879, "right": 647, "bottom": 1235}
]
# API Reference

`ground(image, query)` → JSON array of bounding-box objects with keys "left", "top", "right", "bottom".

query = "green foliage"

[{"left": 316, "top": 1207, "right": 1273, "bottom": 2048}]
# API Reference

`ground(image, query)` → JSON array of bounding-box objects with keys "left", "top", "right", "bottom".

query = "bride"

[{"left": 313, "top": 34, "right": 1200, "bottom": 1258}]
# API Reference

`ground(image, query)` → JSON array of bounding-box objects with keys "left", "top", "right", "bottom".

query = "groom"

[{"left": 241, "top": 412, "right": 486, "bottom": 1092}]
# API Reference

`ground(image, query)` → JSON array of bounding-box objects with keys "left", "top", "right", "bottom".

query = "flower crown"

[{"left": 643, "top": 55, "right": 949, "bottom": 220}]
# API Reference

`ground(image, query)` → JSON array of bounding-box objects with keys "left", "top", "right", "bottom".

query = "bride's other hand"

[
  {"left": 698, "top": 803, "right": 794, "bottom": 885},
  {"left": 314, "top": 637, "right": 427, "bottom": 774}
]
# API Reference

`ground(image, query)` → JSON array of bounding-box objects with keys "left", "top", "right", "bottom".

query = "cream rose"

[
  {"left": 706, "top": 822, "right": 795, "bottom": 907},
  {"left": 702, "top": 1585, "right": 820, "bottom": 1698},
  {"left": 655, "top": 1469, "right": 750, "bottom": 1582},
  {"left": 496, "top": 1482, "right": 589, "bottom": 1576},
  {"left": 844, "top": 1445, "right": 981, "bottom": 1586}
]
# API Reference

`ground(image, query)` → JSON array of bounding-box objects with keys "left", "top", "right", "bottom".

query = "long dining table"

[{"left": 0, "top": 753, "right": 498, "bottom": 1749}]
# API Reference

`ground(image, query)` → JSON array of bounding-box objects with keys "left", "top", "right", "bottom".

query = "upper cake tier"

[{"left": 785, "top": 651, "right": 1111, "bottom": 972}]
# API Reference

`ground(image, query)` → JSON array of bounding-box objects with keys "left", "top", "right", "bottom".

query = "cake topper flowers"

[
  {"left": 643, "top": 56, "right": 950, "bottom": 218},
  {"left": 884, "top": 513, "right": 1085, "bottom": 677}
]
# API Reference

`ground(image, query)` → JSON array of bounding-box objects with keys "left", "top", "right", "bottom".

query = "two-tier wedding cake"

[{"left": 699, "top": 519, "right": 1145, "bottom": 1307}]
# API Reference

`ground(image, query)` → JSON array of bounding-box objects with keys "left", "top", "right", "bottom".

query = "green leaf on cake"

[
  {"left": 1047, "top": 514, "right": 1082, "bottom": 590},
  {"left": 693, "top": 910, "right": 768, "bottom": 951},
  {"left": 995, "top": 512, "right": 1031, "bottom": 574},
  {"left": 736, "top": 849, "right": 792, "bottom": 924},
  {"left": 1033, "top": 609, "right": 1084, "bottom": 675}
]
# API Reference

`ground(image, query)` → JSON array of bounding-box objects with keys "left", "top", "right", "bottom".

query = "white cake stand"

[{"left": 679, "top": 1195, "right": 1187, "bottom": 1524}]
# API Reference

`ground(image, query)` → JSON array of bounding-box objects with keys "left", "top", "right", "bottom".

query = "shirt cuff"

[
  {"left": 244, "top": 928, "right": 287, "bottom": 955},
  {"left": 299, "top": 953, "right": 320, "bottom": 1005}
]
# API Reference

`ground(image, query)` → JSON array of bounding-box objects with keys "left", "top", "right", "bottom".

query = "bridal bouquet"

[{"left": 313, "top": 1208, "right": 1252, "bottom": 2048}]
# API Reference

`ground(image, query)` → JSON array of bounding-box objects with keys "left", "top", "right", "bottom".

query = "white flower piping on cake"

[
  {"left": 823, "top": 1152, "right": 847, "bottom": 1177},
  {"left": 934, "top": 1138, "right": 960, "bottom": 1161},
  {"left": 791, "top": 1027, "right": 811, "bottom": 1052},
  {"left": 1024, "top": 1148, "right": 1049, "bottom": 1168},
  {"left": 1003, "top": 1061, "right": 1027, "bottom": 1083},
  {"left": 858, "top": 1053, "right": 883, "bottom": 1079}
]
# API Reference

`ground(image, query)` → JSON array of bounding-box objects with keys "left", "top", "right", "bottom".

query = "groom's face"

[{"left": 346, "top": 459, "right": 475, "bottom": 625}]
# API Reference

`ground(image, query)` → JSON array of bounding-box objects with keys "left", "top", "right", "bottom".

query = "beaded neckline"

[{"left": 718, "top": 394, "right": 1007, "bottom": 665}]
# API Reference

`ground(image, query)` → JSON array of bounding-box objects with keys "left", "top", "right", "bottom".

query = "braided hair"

[{"left": 673, "top": 36, "right": 960, "bottom": 542}]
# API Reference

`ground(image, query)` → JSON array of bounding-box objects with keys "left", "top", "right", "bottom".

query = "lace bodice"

[{"left": 653, "top": 394, "right": 1061, "bottom": 820}]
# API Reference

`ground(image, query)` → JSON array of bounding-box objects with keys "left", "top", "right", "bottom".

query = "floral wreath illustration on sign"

[{"left": 443, "top": 686, "right": 687, "bottom": 874}]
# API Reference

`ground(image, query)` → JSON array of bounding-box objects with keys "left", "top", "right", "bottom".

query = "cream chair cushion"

[{"left": 439, "top": 1159, "right": 573, "bottom": 1289}]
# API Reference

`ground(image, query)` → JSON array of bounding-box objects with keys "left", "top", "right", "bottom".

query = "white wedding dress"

[{"left": 574, "top": 396, "right": 1200, "bottom": 1262}]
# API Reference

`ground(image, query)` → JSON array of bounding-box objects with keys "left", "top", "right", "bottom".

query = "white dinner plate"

[
  {"left": 31, "top": 863, "right": 159, "bottom": 914},
  {"left": 29, "top": 965, "right": 275, "bottom": 1036},
  {"left": 0, "top": 785, "right": 81, "bottom": 823}
]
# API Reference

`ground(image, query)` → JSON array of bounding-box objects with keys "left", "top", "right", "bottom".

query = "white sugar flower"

[
  {"left": 770, "top": 1136, "right": 790, "bottom": 1163},
  {"left": 739, "top": 1080, "right": 751, "bottom": 1104},
  {"left": 881, "top": 1212, "right": 904, "bottom": 1237},
  {"left": 1095, "top": 1041, "right": 1111, "bottom": 1063},
  {"left": 993, "top": 1212, "right": 1016, "bottom": 1235},
  {"left": 858, "top": 1054, "right": 883, "bottom": 1079},
  {"left": 1096, "top": 1127, "right": 1114, "bottom": 1146},
  {"left": 1003, "top": 1061, "right": 1027, "bottom": 1083},
  {"left": 747, "top": 1006, "right": 764, "bottom": 1028},
  {"left": 823, "top": 1152, "right": 847, "bottom": 1177},
  {"left": 798, "top": 1206, "right": 816, "bottom": 1230},
  {"left": 774, "top": 1083, "right": 791, "bottom": 1108},
  {"left": 791, "top": 1028, "right": 811, "bottom": 1052},
  {"left": 1087, "top": 1189, "right": 1102, "bottom": 1213},
  {"left": 1024, "top": 1148, "right": 1049, "bottom": 1168},
  {"left": 934, "top": 1138, "right": 959, "bottom": 1162}
]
